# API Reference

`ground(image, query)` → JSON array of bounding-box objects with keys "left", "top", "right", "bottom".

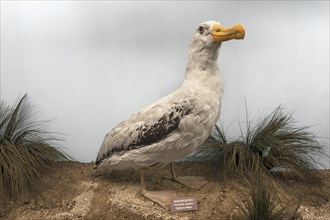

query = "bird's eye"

[{"left": 198, "top": 26, "right": 204, "bottom": 35}]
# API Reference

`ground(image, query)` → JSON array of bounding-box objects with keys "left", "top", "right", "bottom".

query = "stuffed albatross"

[{"left": 95, "top": 21, "right": 245, "bottom": 209}]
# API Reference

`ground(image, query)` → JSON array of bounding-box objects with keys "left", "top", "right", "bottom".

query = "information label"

[{"left": 169, "top": 197, "right": 198, "bottom": 213}]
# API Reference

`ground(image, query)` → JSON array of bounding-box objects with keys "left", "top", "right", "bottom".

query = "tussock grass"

[
  {"left": 238, "top": 174, "right": 301, "bottom": 220},
  {"left": 0, "top": 94, "right": 70, "bottom": 201},
  {"left": 196, "top": 107, "right": 324, "bottom": 181}
]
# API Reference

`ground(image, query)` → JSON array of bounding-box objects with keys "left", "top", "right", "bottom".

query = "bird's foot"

[
  {"left": 141, "top": 190, "right": 177, "bottom": 210},
  {"left": 172, "top": 175, "right": 207, "bottom": 190}
]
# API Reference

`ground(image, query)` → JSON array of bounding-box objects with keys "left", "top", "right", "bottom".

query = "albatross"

[{"left": 95, "top": 20, "right": 245, "bottom": 209}]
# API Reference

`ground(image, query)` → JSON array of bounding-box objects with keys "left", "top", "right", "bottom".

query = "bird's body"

[
  {"left": 95, "top": 21, "right": 226, "bottom": 170},
  {"left": 95, "top": 20, "right": 244, "bottom": 209},
  {"left": 96, "top": 65, "right": 222, "bottom": 169}
]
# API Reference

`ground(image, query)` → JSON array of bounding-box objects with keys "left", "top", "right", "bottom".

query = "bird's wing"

[{"left": 95, "top": 99, "right": 194, "bottom": 165}]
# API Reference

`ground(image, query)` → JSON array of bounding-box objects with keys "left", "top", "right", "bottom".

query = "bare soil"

[{"left": 1, "top": 161, "right": 330, "bottom": 220}]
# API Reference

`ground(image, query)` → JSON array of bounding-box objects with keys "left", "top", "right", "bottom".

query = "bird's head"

[
  {"left": 191, "top": 21, "right": 245, "bottom": 49},
  {"left": 186, "top": 21, "right": 245, "bottom": 72}
]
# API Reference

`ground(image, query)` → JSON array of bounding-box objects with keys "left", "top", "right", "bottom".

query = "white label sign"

[{"left": 170, "top": 197, "right": 198, "bottom": 213}]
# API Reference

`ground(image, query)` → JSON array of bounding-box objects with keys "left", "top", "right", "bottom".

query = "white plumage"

[
  {"left": 97, "top": 65, "right": 222, "bottom": 165},
  {"left": 95, "top": 20, "right": 244, "bottom": 208}
]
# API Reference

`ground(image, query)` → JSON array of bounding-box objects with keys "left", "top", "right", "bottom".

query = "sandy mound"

[{"left": 1, "top": 161, "right": 330, "bottom": 220}]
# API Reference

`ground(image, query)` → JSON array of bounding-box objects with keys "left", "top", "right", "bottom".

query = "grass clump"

[
  {"left": 238, "top": 174, "right": 301, "bottom": 220},
  {"left": 0, "top": 94, "right": 70, "bottom": 201},
  {"left": 196, "top": 107, "right": 324, "bottom": 181}
]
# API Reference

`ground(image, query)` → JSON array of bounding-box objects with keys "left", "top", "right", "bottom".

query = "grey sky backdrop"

[{"left": 1, "top": 1, "right": 329, "bottom": 167}]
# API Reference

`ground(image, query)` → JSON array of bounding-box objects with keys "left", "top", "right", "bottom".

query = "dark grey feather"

[{"left": 95, "top": 102, "right": 193, "bottom": 165}]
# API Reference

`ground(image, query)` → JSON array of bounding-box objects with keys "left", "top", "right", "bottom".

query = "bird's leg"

[
  {"left": 140, "top": 168, "right": 147, "bottom": 194},
  {"left": 139, "top": 169, "right": 177, "bottom": 210},
  {"left": 170, "top": 162, "right": 207, "bottom": 190}
]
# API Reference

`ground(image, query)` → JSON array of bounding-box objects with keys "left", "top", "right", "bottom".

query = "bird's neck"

[{"left": 184, "top": 44, "right": 220, "bottom": 81}]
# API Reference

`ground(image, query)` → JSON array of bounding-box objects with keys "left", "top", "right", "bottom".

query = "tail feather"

[{"left": 95, "top": 139, "right": 108, "bottom": 167}]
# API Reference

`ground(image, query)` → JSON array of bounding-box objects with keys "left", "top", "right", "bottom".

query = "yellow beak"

[{"left": 211, "top": 24, "right": 245, "bottom": 43}]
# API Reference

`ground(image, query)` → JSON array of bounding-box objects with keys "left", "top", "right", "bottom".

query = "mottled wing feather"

[{"left": 95, "top": 100, "right": 193, "bottom": 165}]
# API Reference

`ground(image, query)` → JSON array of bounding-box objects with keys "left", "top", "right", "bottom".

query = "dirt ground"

[{"left": 1, "top": 161, "right": 330, "bottom": 220}]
